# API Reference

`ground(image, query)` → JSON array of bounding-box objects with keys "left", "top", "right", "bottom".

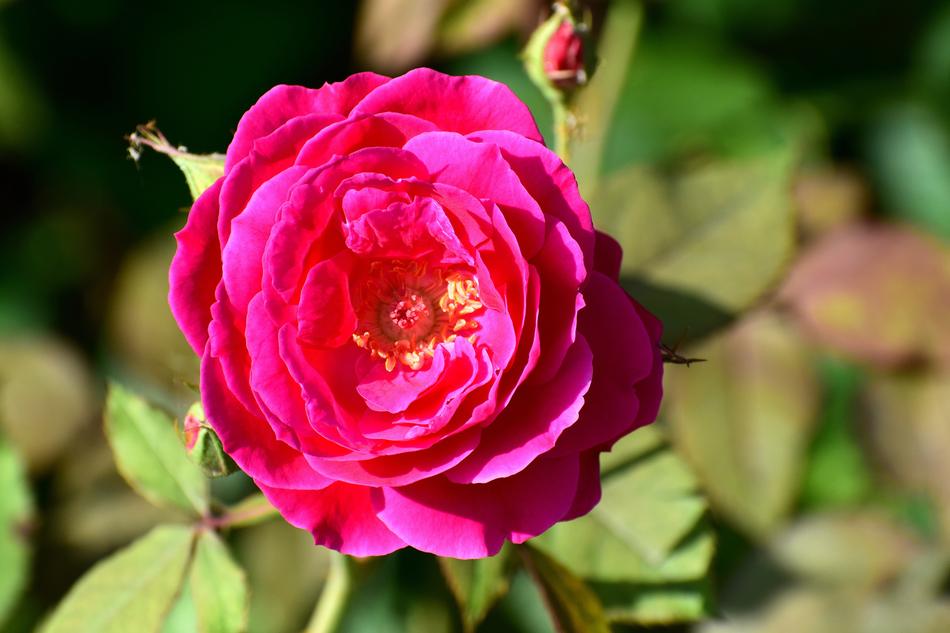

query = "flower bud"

[
  {"left": 523, "top": 3, "right": 591, "bottom": 101},
  {"left": 543, "top": 20, "right": 587, "bottom": 90},
  {"left": 183, "top": 402, "right": 238, "bottom": 478}
]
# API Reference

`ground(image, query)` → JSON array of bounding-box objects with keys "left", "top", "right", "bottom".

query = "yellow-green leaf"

[
  {"left": 128, "top": 123, "right": 223, "bottom": 201},
  {"left": 535, "top": 433, "right": 713, "bottom": 586},
  {"left": 170, "top": 153, "right": 225, "bottom": 201},
  {"left": 104, "top": 383, "right": 209, "bottom": 516},
  {"left": 594, "top": 152, "right": 796, "bottom": 341},
  {"left": 191, "top": 531, "right": 249, "bottom": 633},
  {"left": 594, "top": 579, "right": 711, "bottom": 626},
  {"left": 666, "top": 311, "right": 820, "bottom": 538},
  {"left": 42, "top": 524, "right": 195, "bottom": 633},
  {"left": 0, "top": 438, "right": 32, "bottom": 628}
]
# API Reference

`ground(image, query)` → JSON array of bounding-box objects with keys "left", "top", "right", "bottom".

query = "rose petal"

[
  {"left": 257, "top": 480, "right": 406, "bottom": 556},
  {"left": 353, "top": 68, "right": 543, "bottom": 142},
  {"left": 468, "top": 129, "right": 594, "bottom": 272},
  {"left": 356, "top": 346, "right": 448, "bottom": 414},
  {"left": 562, "top": 450, "right": 602, "bottom": 521},
  {"left": 593, "top": 229, "right": 623, "bottom": 281},
  {"left": 552, "top": 272, "right": 660, "bottom": 455},
  {"left": 169, "top": 179, "right": 223, "bottom": 354},
  {"left": 375, "top": 454, "right": 580, "bottom": 558},
  {"left": 446, "top": 335, "right": 593, "bottom": 484},
  {"left": 297, "top": 253, "right": 358, "bottom": 349},
  {"left": 529, "top": 220, "right": 586, "bottom": 384},
  {"left": 247, "top": 293, "right": 347, "bottom": 457},
  {"left": 221, "top": 166, "right": 310, "bottom": 313},
  {"left": 404, "top": 131, "right": 546, "bottom": 260},
  {"left": 200, "top": 349, "right": 332, "bottom": 489},
  {"left": 226, "top": 73, "right": 389, "bottom": 170}
]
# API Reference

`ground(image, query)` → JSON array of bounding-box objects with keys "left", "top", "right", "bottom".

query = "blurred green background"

[{"left": 2, "top": 0, "right": 950, "bottom": 631}]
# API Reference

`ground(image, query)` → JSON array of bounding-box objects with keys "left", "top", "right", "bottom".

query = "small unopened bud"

[
  {"left": 523, "top": 3, "right": 592, "bottom": 102},
  {"left": 543, "top": 20, "right": 587, "bottom": 90},
  {"left": 183, "top": 402, "right": 238, "bottom": 478}
]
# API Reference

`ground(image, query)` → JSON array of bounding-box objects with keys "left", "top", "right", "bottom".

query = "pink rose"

[{"left": 170, "top": 68, "right": 662, "bottom": 558}]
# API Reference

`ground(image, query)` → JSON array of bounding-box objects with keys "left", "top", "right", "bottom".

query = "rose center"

[
  {"left": 353, "top": 261, "right": 483, "bottom": 371},
  {"left": 380, "top": 292, "right": 435, "bottom": 340}
]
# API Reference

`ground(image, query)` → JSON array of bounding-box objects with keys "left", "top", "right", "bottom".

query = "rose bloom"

[{"left": 170, "top": 69, "right": 662, "bottom": 558}]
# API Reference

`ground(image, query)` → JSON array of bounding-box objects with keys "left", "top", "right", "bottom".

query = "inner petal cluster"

[{"left": 353, "top": 260, "right": 483, "bottom": 371}]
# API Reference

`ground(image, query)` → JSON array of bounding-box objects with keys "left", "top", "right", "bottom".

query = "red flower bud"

[{"left": 543, "top": 20, "right": 586, "bottom": 89}]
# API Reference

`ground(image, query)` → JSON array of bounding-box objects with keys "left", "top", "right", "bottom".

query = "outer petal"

[
  {"left": 353, "top": 68, "right": 543, "bottom": 142},
  {"left": 469, "top": 129, "right": 595, "bottom": 272},
  {"left": 169, "top": 179, "right": 223, "bottom": 355},
  {"left": 221, "top": 166, "right": 311, "bottom": 313},
  {"left": 562, "top": 451, "right": 602, "bottom": 521},
  {"left": 257, "top": 481, "right": 406, "bottom": 556},
  {"left": 200, "top": 349, "right": 332, "bottom": 489},
  {"left": 552, "top": 272, "right": 660, "bottom": 456},
  {"left": 375, "top": 455, "right": 580, "bottom": 559},
  {"left": 593, "top": 230, "right": 623, "bottom": 282},
  {"left": 226, "top": 73, "right": 389, "bottom": 170}
]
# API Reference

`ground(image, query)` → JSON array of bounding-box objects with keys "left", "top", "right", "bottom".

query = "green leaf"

[
  {"left": 234, "top": 520, "right": 330, "bottom": 633},
  {"left": 333, "top": 553, "right": 456, "bottom": 633},
  {"left": 800, "top": 359, "right": 873, "bottom": 509},
  {"left": 42, "top": 524, "right": 195, "bottom": 633},
  {"left": 599, "top": 424, "right": 666, "bottom": 475},
  {"left": 535, "top": 510, "right": 714, "bottom": 585},
  {"left": 593, "top": 579, "right": 711, "bottom": 626},
  {"left": 666, "top": 311, "right": 820, "bottom": 537},
  {"left": 161, "top": 584, "right": 199, "bottom": 633},
  {"left": 532, "top": 430, "right": 713, "bottom": 625},
  {"left": 594, "top": 152, "right": 795, "bottom": 335},
  {"left": 599, "top": 445, "right": 708, "bottom": 566},
  {"left": 535, "top": 431, "right": 713, "bottom": 585},
  {"left": 0, "top": 438, "right": 33, "bottom": 628},
  {"left": 495, "top": 570, "right": 559, "bottom": 633},
  {"left": 518, "top": 544, "right": 611, "bottom": 633},
  {"left": 868, "top": 104, "right": 950, "bottom": 241},
  {"left": 190, "top": 531, "right": 249, "bottom": 633},
  {"left": 104, "top": 383, "right": 209, "bottom": 516},
  {"left": 128, "top": 123, "right": 224, "bottom": 201},
  {"left": 439, "top": 545, "right": 513, "bottom": 632},
  {"left": 599, "top": 33, "right": 812, "bottom": 171}
]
